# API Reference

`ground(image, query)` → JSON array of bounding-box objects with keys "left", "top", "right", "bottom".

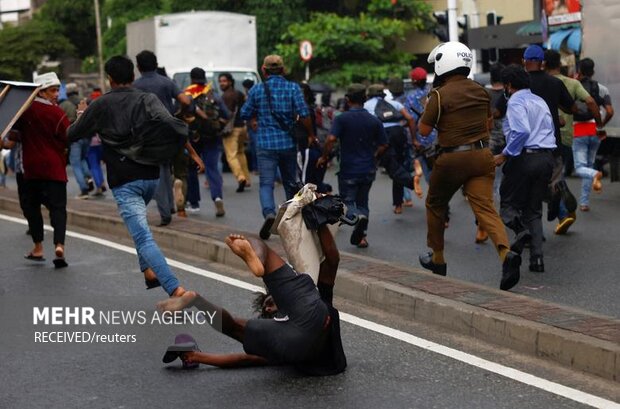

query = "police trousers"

[{"left": 426, "top": 148, "right": 509, "bottom": 255}]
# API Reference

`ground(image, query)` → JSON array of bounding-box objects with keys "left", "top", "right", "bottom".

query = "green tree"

[
  {"left": 35, "top": 0, "right": 97, "bottom": 59},
  {"left": 245, "top": 0, "right": 307, "bottom": 59},
  {"left": 102, "top": 0, "right": 167, "bottom": 58},
  {"left": 0, "top": 20, "right": 75, "bottom": 80},
  {"left": 275, "top": 0, "right": 433, "bottom": 85}
]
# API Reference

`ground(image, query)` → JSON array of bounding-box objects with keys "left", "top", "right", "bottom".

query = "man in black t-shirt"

[
  {"left": 157, "top": 225, "right": 347, "bottom": 375},
  {"left": 523, "top": 45, "right": 578, "bottom": 225}
]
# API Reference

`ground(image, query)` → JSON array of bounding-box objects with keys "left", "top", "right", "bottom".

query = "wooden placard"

[{"left": 0, "top": 81, "right": 40, "bottom": 140}]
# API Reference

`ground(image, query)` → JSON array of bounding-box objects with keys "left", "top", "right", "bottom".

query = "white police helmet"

[
  {"left": 33, "top": 72, "right": 61, "bottom": 90},
  {"left": 427, "top": 41, "right": 473, "bottom": 77}
]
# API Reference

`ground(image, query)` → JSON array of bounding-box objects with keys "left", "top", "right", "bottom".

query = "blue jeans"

[
  {"left": 69, "top": 139, "right": 91, "bottom": 193},
  {"left": 86, "top": 145, "right": 105, "bottom": 188},
  {"left": 201, "top": 144, "right": 223, "bottom": 201},
  {"left": 112, "top": 179, "right": 180, "bottom": 295},
  {"left": 573, "top": 136, "right": 601, "bottom": 206},
  {"left": 257, "top": 148, "right": 298, "bottom": 217},
  {"left": 338, "top": 172, "right": 376, "bottom": 219}
]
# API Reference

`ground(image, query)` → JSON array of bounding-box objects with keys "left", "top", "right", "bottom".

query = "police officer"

[{"left": 417, "top": 42, "right": 521, "bottom": 291}]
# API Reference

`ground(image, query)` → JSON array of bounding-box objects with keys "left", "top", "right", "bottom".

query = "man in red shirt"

[{"left": 13, "top": 72, "right": 70, "bottom": 268}]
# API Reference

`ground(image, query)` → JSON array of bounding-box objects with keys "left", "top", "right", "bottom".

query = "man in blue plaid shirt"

[{"left": 241, "top": 55, "right": 316, "bottom": 239}]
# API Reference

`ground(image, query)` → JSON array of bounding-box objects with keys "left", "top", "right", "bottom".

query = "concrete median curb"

[{"left": 0, "top": 194, "right": 618, "bottom": 382}]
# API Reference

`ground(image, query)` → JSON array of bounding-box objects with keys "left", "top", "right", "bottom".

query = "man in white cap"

[{"left": 11, "top": 72, "right": 70, "bottom": 268}]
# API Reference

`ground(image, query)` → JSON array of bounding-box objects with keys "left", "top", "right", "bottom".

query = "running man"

[{"left": 157, "top": 225, "right": 346, "bottom": 375}]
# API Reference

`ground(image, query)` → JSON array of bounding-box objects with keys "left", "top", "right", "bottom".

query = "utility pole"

[
  {"left": 94, "top": 0, "right": 105, "bottom": 92},
  {"left": 447, "top": 0, "right": 458, "bottom": 42}
]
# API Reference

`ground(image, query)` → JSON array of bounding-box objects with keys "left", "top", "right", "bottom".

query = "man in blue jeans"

[
  {"left": 240, "top": 55, "right": 316, "bottom": 239},
  {"left": 68, "top": 56, "right": 186, "bottom": 297},
  {"left": 318, "top": 84, "right": 388, "bottom": 248}
]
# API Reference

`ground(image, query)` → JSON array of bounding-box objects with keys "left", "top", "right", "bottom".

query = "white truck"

[{"left": 126, "top": 11, "right": 260, "bottom": 93}]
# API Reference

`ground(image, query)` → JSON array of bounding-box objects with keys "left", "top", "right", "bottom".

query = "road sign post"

[{"left": 299, "top": 40, "right": 313, "bottom": 81}]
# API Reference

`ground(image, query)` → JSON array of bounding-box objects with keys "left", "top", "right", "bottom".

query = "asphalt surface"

[
  {"left": 29, "top": 162, "right": 619, "bottom": 318},
  {"left": 0, "top": 218, "right": 611, "bottom": 409}
]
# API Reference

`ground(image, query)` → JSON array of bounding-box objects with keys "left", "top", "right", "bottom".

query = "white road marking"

[{"left": 1, "top": 213, "right": 617, "bottom": 409}]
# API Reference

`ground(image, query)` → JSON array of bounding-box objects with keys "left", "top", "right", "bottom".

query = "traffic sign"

[{"left": 299, "top": 40, "right": 313, "bottom": 62}]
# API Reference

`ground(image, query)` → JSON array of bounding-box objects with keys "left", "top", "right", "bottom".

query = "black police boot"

[{"left": 418, "top": 252, "right": 447, "bottom": 276}]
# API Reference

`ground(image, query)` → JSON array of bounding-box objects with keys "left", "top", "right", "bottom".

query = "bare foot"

[
  {"left": 414, "top": 175, "right": 423, "bottom": 198},
  {"left": 225, "top": 234, "right": 265, "bottom": 277},
  {"left": 593, "top": 171, "right": 603, "bottom": 193},
  {"left": 157, "top": 290, "right": 196, "bottom": 312},
  {"left": 143, "top": 267, "right": 157, "bottom": 281},
  {"left": 30, "top": 243, "right": 44, "bottom": 258}
]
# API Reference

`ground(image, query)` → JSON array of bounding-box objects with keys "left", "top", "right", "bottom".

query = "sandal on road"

[{"left": 24, "top": 253, "right": 45, "bottom": 262}]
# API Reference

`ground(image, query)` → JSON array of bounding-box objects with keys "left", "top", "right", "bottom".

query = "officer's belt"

[{"left": 440, "top": 140, "right": 488, "bottom": 154}]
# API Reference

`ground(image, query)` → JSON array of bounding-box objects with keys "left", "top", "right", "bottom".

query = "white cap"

[{"left": 33, "top": 72, "right": 61, "bottom": 90}]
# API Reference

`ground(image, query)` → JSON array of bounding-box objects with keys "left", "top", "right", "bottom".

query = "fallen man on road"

[{"left": 157, "top": 224, "right": 347, "bottom": 375}]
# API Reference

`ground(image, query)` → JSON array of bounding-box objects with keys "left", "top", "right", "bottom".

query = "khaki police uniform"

[{"left": 420, "top": 76, "right": 510, "bottom": 254}]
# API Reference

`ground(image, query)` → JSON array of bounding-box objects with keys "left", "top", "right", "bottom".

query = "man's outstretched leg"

[{"left": 225, "top": 234, "right": 285, "bottom": 277}]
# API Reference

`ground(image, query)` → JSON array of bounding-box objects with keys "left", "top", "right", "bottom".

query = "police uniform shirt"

[{"left": 420, "top": 76, "right": 490, "bottom": 148}]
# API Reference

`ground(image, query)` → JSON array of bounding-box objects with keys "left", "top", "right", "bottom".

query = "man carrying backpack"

[
  {"left": 364, "top": 83, "right": 417, "bottom": 214},
  {"left": 183, "top": 68, "right": 230, "bottom": 217},
  {"left": 68, "top": 56, "right": 189, "bottom": 298},
  {"left": 572, "top": 58, "right": 609, "bottom": 211}
]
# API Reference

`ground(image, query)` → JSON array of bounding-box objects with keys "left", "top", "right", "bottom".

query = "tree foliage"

[
  {"left": 275, "top": 0, "right": 433, "bottom": 85},
  {"left": 0, "top": 20, "right": 74, "bottom": 80},
  {"left": 35, "top": 0, "right": 97, "bottom": 59}
]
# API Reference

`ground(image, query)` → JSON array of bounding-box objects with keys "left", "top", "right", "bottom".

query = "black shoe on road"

[
  {"left": 510, "top": 230, "right": 532, "bottom": 255},
  {"left": 529, "top": 257, "right": 545, "bottom": 273},
  {"left": 259, "top": 215, "right": 276, "bottom": 240},
  {"left": 500, "top": 251, "right": 521, "bottom": 291},
  {"left": 418, "top": 251, "right": 447, "bottom": 276}
]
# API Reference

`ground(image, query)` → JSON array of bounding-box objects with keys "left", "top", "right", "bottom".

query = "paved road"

[
  {"left": 3, "top": 166, "right": 619, "bottom": 318},
  {"left": 1, "top": 218, "right": 616, "bottom": 409}
]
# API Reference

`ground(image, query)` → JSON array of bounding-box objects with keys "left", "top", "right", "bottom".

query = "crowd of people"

[{"left": 0, "top": 43, "right": 614, "bottom": 296}]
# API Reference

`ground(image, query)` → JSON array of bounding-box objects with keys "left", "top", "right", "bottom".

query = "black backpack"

[
  {"left": 191, "top": 91, "right": 223, "bottom": 141},
  {"left": 574, "top": 78, "right": 603, "bottom": 122},
  {"left": 374, "top": 98, "right": 404, "bottom": 123}
]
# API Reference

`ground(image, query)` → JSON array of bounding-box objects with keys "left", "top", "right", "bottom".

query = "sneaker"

[
  {"left": 76, "top": 192, "right": 90, "bottom": 200},
  {"left": 93, "top": 188, "right": 105, "bottom": 197},
  {"left": 259, "top": 214, "right": 276, "bottom": 239},
  {"left": 87, "top": 178, "right": 95, "bottom": 192},
  {"left": 214, "top": 198, "right": 225, "bottom": 217},
  {"left": 186, "top": 206, "right": 201, "bottom": 213}
]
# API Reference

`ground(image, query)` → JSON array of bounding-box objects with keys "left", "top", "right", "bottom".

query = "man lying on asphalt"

[{"left": 157, "top": 224, "right": 347, "bottom": 375}]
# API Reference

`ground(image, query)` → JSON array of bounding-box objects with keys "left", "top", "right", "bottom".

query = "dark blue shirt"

[
  {"left": 133, "top": 71, "right": 182, "bottom": 114},
  {"left": 240, "top": 75, "right": 309, "bottom": 150},
  {"left": 330, "top": 108, "right": 387, "bottom": 177}
]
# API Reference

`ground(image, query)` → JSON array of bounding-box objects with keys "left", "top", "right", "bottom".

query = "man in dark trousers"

[
  {"left": 13, "top": 72, "right": 70, "bottom": 268},
  {"left": 158, "top": 225, "right": 346, "bottom": 375},
  {"left": 495, "top": 65, "right": 556, "bottom": 273},
  {"left": 133, "top": 50, "right": 204, "bottom": 223},
  {"left": 318, "top": 84, "right": 388, "bottom": 248},
  {"left": 522, "top": 45, "right": 578, "bottom": 230},
  {"left": 68, "top": 56, "right": 187, "bottom": 297}
]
